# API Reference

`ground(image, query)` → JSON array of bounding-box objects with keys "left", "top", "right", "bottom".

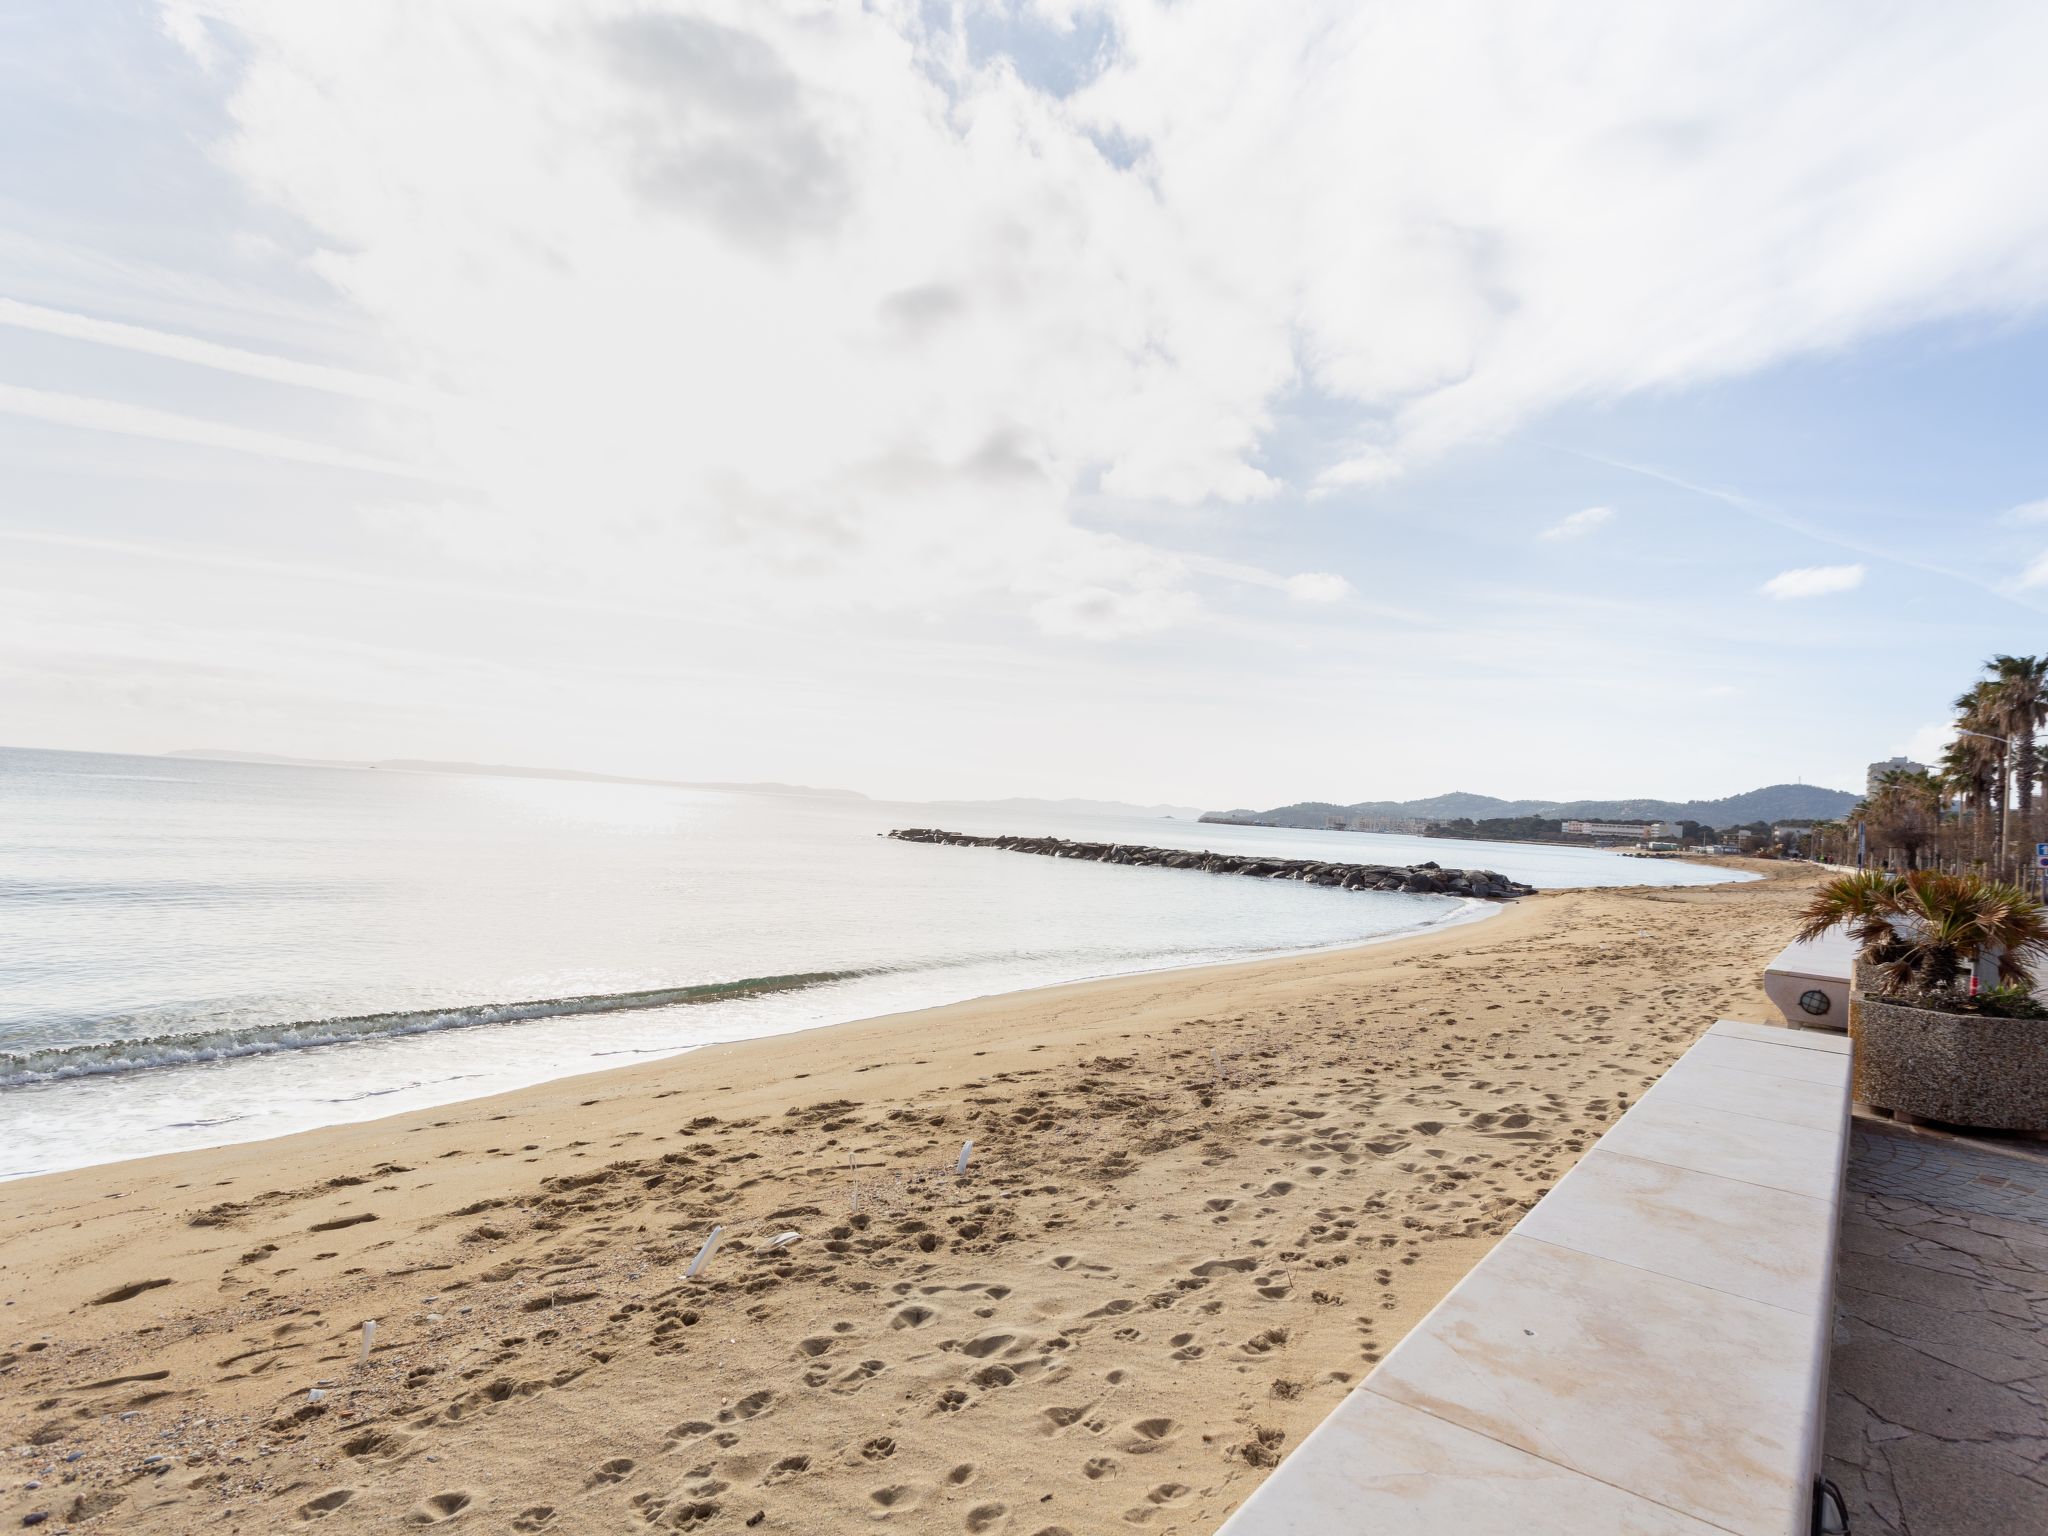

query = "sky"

[{"left": 3, "top": 0, "right": 2048, "bottom": 809}]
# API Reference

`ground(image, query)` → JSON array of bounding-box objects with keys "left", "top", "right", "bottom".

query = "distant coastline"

[{"left": 1203, "top": 779, "right": 1858, "bottom": 830}]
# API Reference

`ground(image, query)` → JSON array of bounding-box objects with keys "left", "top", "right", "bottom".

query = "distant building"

[
  {"left": 1562, "top": 819, "right": 1682, "bottom": 840},
  {"left": 1866, "top": 756, "right": 1930, "bottom": 793},
  {"left": 1347, "top": 814, "right": 1435, "bottom": 834},
  {"left": 1564, "top": 819, "right": 1679, "bottom": 843}
]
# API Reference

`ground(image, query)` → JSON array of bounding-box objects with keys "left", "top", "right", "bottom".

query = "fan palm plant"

[
  {"left": 1797, "top": 869, "right": 2048, "bottom": 1008},
  {"left": 1864, "top": 767, "right": 1940, "bottom": 869},
  {"left": 1987, "top": 654, "right": 2048, "bottom": 824},
  {"left": 1940, "top": 728, "right": 2000, "bottom": 861}
]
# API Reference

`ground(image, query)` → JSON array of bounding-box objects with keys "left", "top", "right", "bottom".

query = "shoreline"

[
  {"left": 0, "top": 860, "right": 1806, "bottom": 1534},
  {"left": 0, "top": 893, "right": 1509, "bottom": 1183}
]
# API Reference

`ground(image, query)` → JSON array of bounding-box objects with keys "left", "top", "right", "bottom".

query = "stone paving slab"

[{"left": 1824, "top": 1120, "right": 2048, "bottom": 1535}]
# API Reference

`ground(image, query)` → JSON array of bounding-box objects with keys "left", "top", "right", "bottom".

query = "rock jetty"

[{"left": 885, "top": 829, "right": 1536, "bottom": 900}]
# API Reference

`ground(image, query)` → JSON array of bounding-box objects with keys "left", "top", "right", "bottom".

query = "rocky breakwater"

[{"left": 885, "top": 829, "right": 1536, "bottom": 900}]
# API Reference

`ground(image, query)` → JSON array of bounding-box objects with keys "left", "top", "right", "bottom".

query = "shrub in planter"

[{"left": 1797, "top": 871, "right": 2048, "bottom": 1131}]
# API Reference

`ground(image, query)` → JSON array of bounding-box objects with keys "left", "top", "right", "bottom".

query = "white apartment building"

[{"left": 1563, "top": 819, "right": 1682, "bottom": 839}]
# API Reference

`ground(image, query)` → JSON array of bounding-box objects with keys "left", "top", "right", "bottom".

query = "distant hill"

[{"left": 1204, "top": 782, "right": 1858, "bottom": 828}]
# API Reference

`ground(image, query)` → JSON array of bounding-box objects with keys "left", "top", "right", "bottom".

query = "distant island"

[{"left": 1202, "top": 782, "right": 1858, "bottom": 834}]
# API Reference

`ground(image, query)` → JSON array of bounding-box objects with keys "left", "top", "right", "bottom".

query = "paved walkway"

[{"left": 1825, "top": 1119, "right": 2048, "bottom": 1534}]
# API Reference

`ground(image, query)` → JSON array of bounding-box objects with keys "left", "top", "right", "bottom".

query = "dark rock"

[{"left": 884, "top": 830, "right": 1534, "bottom": 900}]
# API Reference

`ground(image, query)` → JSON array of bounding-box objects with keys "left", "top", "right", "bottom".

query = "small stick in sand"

[
  {"left": 357, "top": 1320, "right": 376, "bottom": 1364},
  {"left": 686, "top": 1225, "right": 724, "bottom": 1279}
]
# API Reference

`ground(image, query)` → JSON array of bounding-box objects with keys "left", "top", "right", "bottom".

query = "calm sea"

[{"left": 0, "top": 747, "right": 1740, "bottom": 1176}]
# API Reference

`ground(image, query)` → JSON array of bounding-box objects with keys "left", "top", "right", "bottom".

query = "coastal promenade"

[
  {"left": 0, "top": 868, "right": 1810, "bottom": 1534},
  {"left": 1825, "top": 1121, "right": 2048, "bottom": 1532}
]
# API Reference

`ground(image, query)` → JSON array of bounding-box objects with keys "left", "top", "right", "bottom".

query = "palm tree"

[
  {"left": 1797, "top": 869, "right": 2048, "bottom": 999},
  {"left": 1866, "top": 767, "right": 1940, "bottom": 869},
  {"left": 1940, "top": 727, "right": 2001, "bottom": 865},
  {"left": 1954, "top": 677, "right": 2011, "bottom": 869},
  {"left": 1986, "top": 655, "right": 2048, "bottom": 826}
]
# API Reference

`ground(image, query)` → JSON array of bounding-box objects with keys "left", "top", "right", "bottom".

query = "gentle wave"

[{"left": 0, "top": 971, "right": 867, "bottom": 1088}]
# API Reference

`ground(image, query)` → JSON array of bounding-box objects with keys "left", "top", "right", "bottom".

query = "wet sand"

[{"left": 0, "top": 859, "right": 1811, "bottom": 1534}]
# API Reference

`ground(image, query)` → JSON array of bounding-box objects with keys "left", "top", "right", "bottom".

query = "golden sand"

[{"left": 0, "top": 860, "right": 1812, "bottom": 1534}]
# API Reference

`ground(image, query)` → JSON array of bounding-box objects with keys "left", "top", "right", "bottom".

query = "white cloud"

[
  {"left": 2019, "top": 550, "right": 2048, "bottom": 589},
  {"left": 2005, "top": 497, "right": 2048, "bottom": 523},
  {"left": 1029, "top": 584, "right": 1202, "bottom": 639},
  {"left": 1902, "top": 721, "right": 1956, "bottom": 765},
  {"left": 1761, "top": 563, "right": 1867, "bottom": 599},
  {"left": 122, "top": 0, "right": 2048, "bottom": 638},
  {"left": 1283, "top": 571, "right": 1350, "bottom": 603},
  {"left": 0, "top": 298, "right": 433, "bottom": 407},
  {"left": 1540, "top": 506, "right": 1616, "bottom": 541},
  {"left": 0, "top": 382, "right": 443, "bottom": 482}
]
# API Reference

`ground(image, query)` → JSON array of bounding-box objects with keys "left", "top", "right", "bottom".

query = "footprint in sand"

[
  {"left": 947, "top": 1464, "right": 979, "bottom": 1486},
  {"left": 1119, "top": 1418, "right": 1178, "bottom": 1454},
  {"left": 340, "top": 1428, "right": 414, "bottom": 1462},
  {"left": 765, "top": 1454, "right": 811, "bottom": 1485},
  {"left": 966, "top": 1501, "right": 1010, "bottom": 1531},
  {"left": 859, "top": 1436, "right": 896, "bottom": 1461},
  {"left": 717, "top": 1389, "right": 778, "bottom": 1423},
  {"left": 406, "top": 1491, "right": 472, "bottom": 1525},
  {"left": 959, "top": 1332, "right": 1017, "bottom": 1358},
  {"left": 296, "top": 1489, "right": 353, "bottom": 1520},
  {"left": 1082, "top": 1457, "right": 1121, "bottom": 1480},
  {"left": 511, "top": 1508, "right": 556, "bottom": 1532},
  {"left": 832, "top": 1359, "right": 887, "bottom": 1393},
  {"left": 892, "top": 1304, "right": 938, "bottom": 1329},
  {"left": 871, "top": 1484, "right": 924, "bottom": 1512},
  {"left": 583, "top": 1457, "right": 635, "bottom": 1488}
]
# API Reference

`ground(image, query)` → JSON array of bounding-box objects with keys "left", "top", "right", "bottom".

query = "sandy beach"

[{"left": 1, "top": 860, "right": 1811, "bottom": 1535}]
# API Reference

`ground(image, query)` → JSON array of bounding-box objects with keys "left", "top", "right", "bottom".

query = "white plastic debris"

[
  {"left": 760, "top": 1231, "right": 800, "bottom": 1252},
  {"left": 357, "top": 1319, "right": 376, "bottom": 1363},
  {"left": 686, "top": 1225, "right": 724, "bottom": 1279},
  {"left": 957, "top": 1139, "right": 974, "bottom": 1175}
]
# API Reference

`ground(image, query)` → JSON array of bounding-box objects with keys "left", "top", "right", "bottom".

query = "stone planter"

[
  {"left": 1852, "top": 997, "right": 2048, "bottom": 1132},
  {"left": 1846, "top": 961, "right": 1882, "bottom": 1032}
]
